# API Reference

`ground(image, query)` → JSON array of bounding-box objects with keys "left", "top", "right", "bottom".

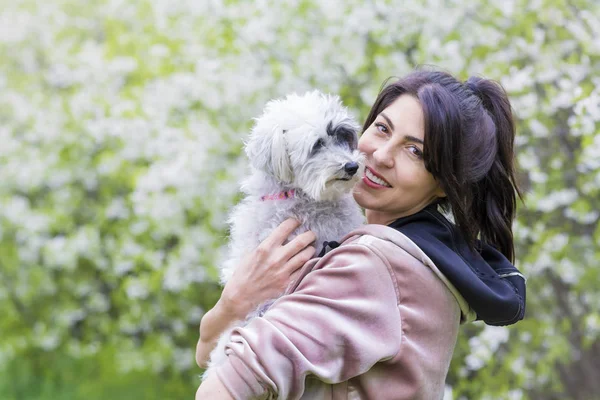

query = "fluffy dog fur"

[{"left": 203, "top": 90, "right": 365, "bottom": 379}]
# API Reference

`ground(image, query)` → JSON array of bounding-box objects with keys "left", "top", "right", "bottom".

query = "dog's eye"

[
  {"left": 312, "top": 139, "right": 325, "bottom": 153},
  {"left": 335, "top": 128, "right": 357, "bottom": 150}
]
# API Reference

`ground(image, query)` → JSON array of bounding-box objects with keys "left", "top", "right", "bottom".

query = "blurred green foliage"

[{"left": 0, "top": 0, "right": 599, "bottom": 399}]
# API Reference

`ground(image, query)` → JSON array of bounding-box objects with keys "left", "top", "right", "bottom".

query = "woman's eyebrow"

[
  {"left": 405, "top": 135, "right": 424, "bottom": 145},
  {"left": 379, "top": 112, "right": 424, "bottom": 145}
]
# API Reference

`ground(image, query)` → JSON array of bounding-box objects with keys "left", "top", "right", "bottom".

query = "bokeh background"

[{"left": 0, "top": 0, "right": 599, "bottom": 399}]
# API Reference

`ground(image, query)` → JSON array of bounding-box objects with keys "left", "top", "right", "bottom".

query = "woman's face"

[{"left": 353, "top": 94, "right": 445, "bottom": 225}]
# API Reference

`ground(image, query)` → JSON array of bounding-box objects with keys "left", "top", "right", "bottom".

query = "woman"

[{"left": 195, "top": 69, "right": 527, "bottom": 399}]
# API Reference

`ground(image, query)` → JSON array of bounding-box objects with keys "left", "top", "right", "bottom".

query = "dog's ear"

[
  {"left": 245, "top": 124, "right": 293, "bottom": 183},
  {"left": 270, "top": 126, "right": 294, "bottom": 183}
]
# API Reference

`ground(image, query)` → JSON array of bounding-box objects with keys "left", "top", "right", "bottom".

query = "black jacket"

[{"left": 388, "top": 203, "right": 526, "bottom": 326}]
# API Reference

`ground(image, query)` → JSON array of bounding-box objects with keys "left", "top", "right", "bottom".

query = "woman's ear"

[{"left": 434, "top": 185, "right": 447, "bottom": 199}]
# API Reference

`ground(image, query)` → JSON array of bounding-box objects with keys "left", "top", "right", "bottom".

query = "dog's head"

[{"left": 245, "top": 90, "right": 364, "bottom": 201}]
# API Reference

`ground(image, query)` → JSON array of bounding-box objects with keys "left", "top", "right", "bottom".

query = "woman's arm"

[
  {"left": 202, "top": 241, "right": 403, "bottom": 399},
  {"left": 196, "top": 218, "right": 316, "bottom": 368},
  {"left": 195, "top": 298, "right": 245, "bottom": 368}
]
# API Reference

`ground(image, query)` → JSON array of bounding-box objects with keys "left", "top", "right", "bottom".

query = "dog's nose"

[{"left": 344, "top": 162, "right": 359, "bottom": 176}]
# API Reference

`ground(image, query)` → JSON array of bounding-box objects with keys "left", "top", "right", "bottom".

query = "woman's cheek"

[
  {"left": 359, "top": 131, "right": 379, "bottom": 153},
  {"left": 396, "top": 163, "right": 420, "bottom": 188},
  {"left": 357, "top": 133, "right": 369, "bottom": 153}
]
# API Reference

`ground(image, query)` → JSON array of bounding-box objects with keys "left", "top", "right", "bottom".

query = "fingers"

[
  {"left": 258, "top": 219, "right": 315, "bottom": 272},
  {"left": 285, "top": 245, "right": 315, "bottom": 274},
  {"left": 281, "top": 230, "right": 316, "bottom": 256},
  {"left": 261, "top": 218, "right": 301, "bottom": 249}
]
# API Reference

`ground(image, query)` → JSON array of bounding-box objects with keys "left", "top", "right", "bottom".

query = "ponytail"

[{"left": 464, "top": 77, "right": 522, "bottom": 263}]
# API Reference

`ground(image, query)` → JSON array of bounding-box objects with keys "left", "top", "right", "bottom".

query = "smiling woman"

[
  {"left": 354, "top": 95, "right": 445, "bottom": 225},
  {"left": 196, "top": 69, "right": 526, "bottom": 399},
  {"left": 357, "top": 70, "right": 522, "bottom": 261}
]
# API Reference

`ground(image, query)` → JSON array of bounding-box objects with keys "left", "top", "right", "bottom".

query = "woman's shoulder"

[
  {"left": 338, "top": 224, "right": 432, "bottom": 264},
  {"left": 333, "top": 223, "right": 474, "bottom": 322}
]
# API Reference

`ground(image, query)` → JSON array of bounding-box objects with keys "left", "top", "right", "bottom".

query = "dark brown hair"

[{"left": 363, "top": 69, "right": 522, "bottom": 262}]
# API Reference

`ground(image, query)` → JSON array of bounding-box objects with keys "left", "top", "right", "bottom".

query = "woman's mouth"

[{"left": 363, "top": 167, "right": 392, "bottom": 188}]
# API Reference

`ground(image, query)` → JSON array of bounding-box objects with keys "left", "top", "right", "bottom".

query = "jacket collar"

[{"left": 341, "top": 204, "right": 526, "bottom": 326}]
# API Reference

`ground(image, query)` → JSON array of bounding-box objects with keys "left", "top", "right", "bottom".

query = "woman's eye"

[
  {"left": 374, "top": 122, "right": 388, "bottom": 134},
  {"left": 409, "top": 145, "right": 423, "bottom": 158}
]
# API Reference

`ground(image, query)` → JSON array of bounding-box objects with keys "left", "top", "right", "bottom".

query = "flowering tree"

[{"left": 0, "top": 0, "right": 598, "bottom": 399}]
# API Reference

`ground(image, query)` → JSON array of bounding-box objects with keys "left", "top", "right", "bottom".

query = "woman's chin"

[{"left": 352, "top": 181, "right": 375, "bottom": 208}]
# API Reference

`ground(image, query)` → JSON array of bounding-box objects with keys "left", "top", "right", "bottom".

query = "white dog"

[{"left": 203, "top": 90, "right": 365, "bottom": 378}]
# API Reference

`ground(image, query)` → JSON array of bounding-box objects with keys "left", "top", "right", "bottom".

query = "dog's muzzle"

[
  {"left": 344, "top": 162, "right": 359, "bottom": 176},
  {"left": 335, "top": 161, "right": 360, "bottom": 182}
]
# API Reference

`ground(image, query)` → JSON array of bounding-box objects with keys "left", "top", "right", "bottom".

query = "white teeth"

[{"left": 365, "top": 168, "right": 391, "bottom": 187}]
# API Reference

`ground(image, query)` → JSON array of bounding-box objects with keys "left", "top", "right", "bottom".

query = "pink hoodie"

[{"left": 215, "top": 224, "right": 473, "bottom": 399}]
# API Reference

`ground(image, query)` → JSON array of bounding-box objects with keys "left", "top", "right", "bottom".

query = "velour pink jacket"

[{"left": 215, "top": 224, "right": 473, "bottom": 399}]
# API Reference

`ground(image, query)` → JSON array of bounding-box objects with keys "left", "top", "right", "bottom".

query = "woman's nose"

[{"left": 372, "top": 146, "right": 394, "bottom": 168}]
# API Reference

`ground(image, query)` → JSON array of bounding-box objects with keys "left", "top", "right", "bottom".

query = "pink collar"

[{"left": 260, "top": 189, "right": 296, "bottom": 201}]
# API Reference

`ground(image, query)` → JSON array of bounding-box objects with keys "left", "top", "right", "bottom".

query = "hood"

[
  {"left": 337, "top": 203, "right": 526, "bottom": 326},
  {"left": 389, "top": 203, "right": 526, "bottom": 326}
]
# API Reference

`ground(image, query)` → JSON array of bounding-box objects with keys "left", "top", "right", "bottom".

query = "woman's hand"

[
  {"left": 219, "top": 218, "right": 316, "bottom": 318},
  {"left": 196, "top": 218, "right": 315, "bottom": 368}
]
